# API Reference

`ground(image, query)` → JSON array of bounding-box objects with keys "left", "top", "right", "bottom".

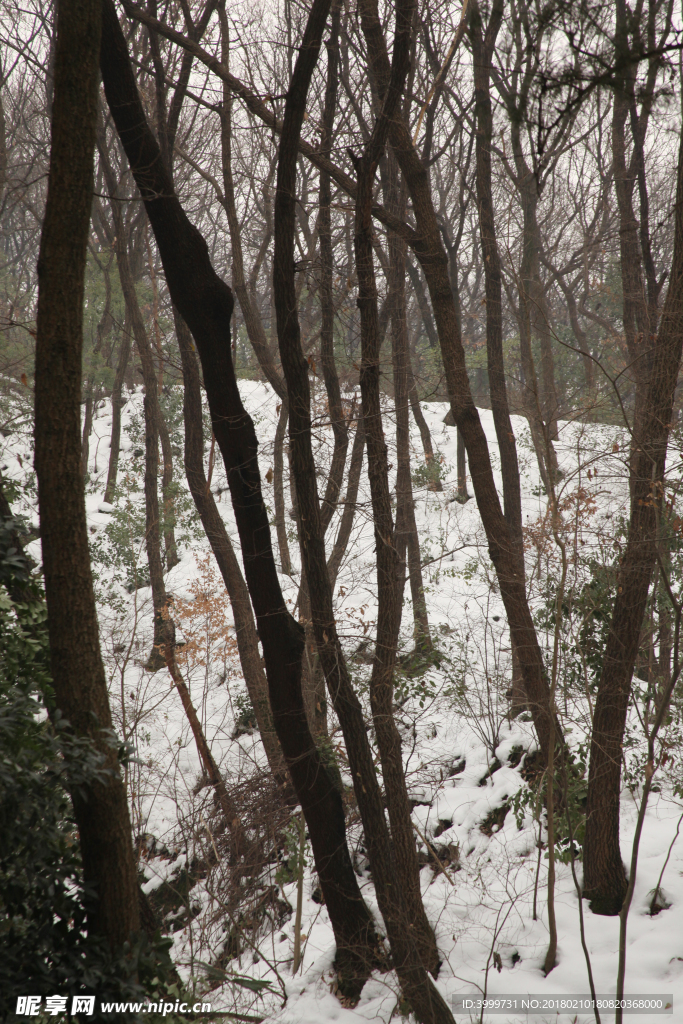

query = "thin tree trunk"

[
  {"left": 81, "top": 378, "right": 95, "bottom": 476},
  {"left": 145, "top": 228, "right": 179, "bottom": 569},
  {"left": 272, "top": 0, "right": 460, "bottom": 1015},
  {"left": 518, "top": 189, "right": 559, "bottom": 486},
  {"left": 327, "top": 412, "right": 365, "bottom": 589},
  {"left": 359, "top": 0, "right": 558, "bottom": 767},
  {"left": 164, "top": 640, "right": 246, "bottom": 860},
  {"left": 97, "top": 131, "right": 174, "bottom": 666},
  {"left": 353, "top": 92, "right": 442, "bottom": 990},
  {"left": 104, "top": 319, "right": 131, "bottom": 504},
  {"left": 318, "top": 0, "right": 350, "bottom": 536},
  {"left": 407, "top": 352, "right": 442, "bottom": 491},
  {"left": 387, "top": 157, "right": 431, "bottom": 649},
  {"left": 456, "top": 427, "right": 470, "bottom": 502},
  {"left": 174, "top": 309, "right": 292, "bottom": 798},
  {"left": 218, "top": 5, "right": 286, "bottom": 400},
  {"left": 406, "top": 256, "right": 438, "bottom": 349},
  {"left": 158, "top": 410, "right": 179, "bottom": 569},
  {"left": 100, "top": 6, "right": 379, "bottom": 996},
  {"left": 34, "top": 0, "right": 140, "bottom": 948}
]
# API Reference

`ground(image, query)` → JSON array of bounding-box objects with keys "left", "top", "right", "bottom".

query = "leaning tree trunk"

[
  {"left": 34, "top": 0, "right": 140, "bottom": 949},
  {"left": 100, "top": 0, "right": 379, "bottom": 997}
]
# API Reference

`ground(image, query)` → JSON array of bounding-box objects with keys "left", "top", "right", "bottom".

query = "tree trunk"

[
  {"left": 272, "top": 0, "right": 460, "bottom": 1015},
  {"left": 359, "top": 0, "right": 558, "bottom": 767},
  {"left": 354, "top": 106, "right": 442, "bottom": 992},
  {"left": 218, "top": 4, "right": 286, "bottom": 401},
  {"left": 583, "top": 126, "right": 683, "bottom": 916},
  {"left": 456, "top": 427, "right": 470, "bottom": 502},
  {"left": 164, "top": 641, "right": 246, "bottom": 860},
  {"left": 97, "top": 135, "right": 174, "bottom": 667},
  {"left": 517, "top": 188, "right": 559, "bottom": 487},
  {"left": 327, "top": 412, "right": 365, "bottom": 589},
  {"left": 174, "top": 309, "right": 293, "bottom": 798},
  {"left": 407, "top": 353, "right": 442, "bottom": 492},
  {"left": 158, "top": 411, "right": 179, "bottom": 570},
  {"left": 100, "top": 3, "right": 378, "bottom": 997},
  {"left": 273, "top": 398, "right": 292, "bottom": 575},
  {"left": 347, "top": 9, "right": 458, "bottom": 1018},
  {"left": 81, "top": 378, "right": 95, "bottom": 477},
  {"left": 104, "top": 322, "right": 131, "bottom": 504},
  {"left": 318, "top": 0, "right": 350, "bottom": 537},
  {"left": 34, "top": 0, "right": 140, "bottom": 949},
  {"left": 387, "top": 158, "right": 432, "bottom": 649}
]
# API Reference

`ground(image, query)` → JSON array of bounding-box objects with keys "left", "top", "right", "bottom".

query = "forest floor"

[{"left": 4, "top": 380, "right": 683, "bottom": 1023}]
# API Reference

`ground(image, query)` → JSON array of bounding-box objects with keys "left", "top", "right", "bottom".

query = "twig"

[
  {"left": 650, "top": 809, "right": 683, "bottom": 915},
  {"left": 412, "top": 820, "right": 456, "bottom": 886}
]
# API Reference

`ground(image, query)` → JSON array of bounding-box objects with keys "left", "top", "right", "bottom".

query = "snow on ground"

[{"left": 2, "top": 378, "right": 682, "bottom": 1023}]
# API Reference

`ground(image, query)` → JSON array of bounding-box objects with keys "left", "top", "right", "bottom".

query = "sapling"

[{"left": 614, "top": 560, "right": 683, "bottom": 1024}]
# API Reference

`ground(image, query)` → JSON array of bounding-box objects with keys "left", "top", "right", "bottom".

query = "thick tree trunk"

[
  {"left": 273, "top": 399, "right": 292, "bottom": 575},
  {"left": 583, "top": 128, "right": 683, "bottom": 915},
  {"left": 100, "top": 3, "right": 378, "bottom": 997},
  {"left": 34, "top": 0, "right": 140, "bottom": 948}
]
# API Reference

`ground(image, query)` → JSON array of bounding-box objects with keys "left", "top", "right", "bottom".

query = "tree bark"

[
  {"left": 157, "top": 411, "right": 179, "bottom": 570},
  {"left": 273, "top": 398, "right": 292, "bottom": 575},
  {"left": 100, "top": 2, "right": 378, "bottom": 997},
  {"left": 34, "top": 0, "right": 140, "bottom": 948}
]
